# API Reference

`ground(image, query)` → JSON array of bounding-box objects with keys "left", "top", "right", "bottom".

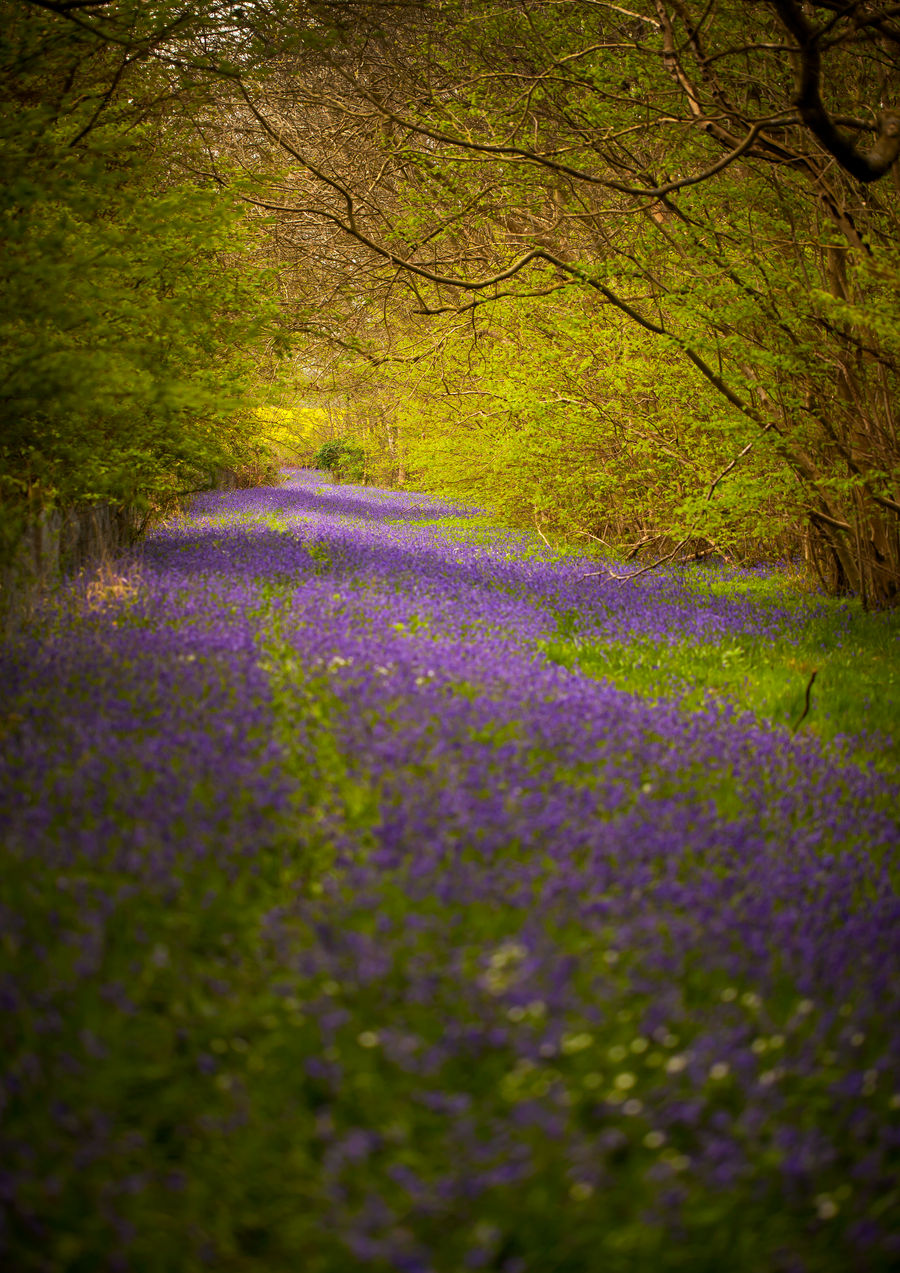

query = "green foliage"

[
  {"left": 254, "top": 406, "right": 329, "bottom": 463},
  {"left": 0, "top": 2, "right": 284, "bottom": 566},
  {"left": 0, "top": 133, "right": 278, "bottom": 516},
  {"left": 315, "top": 438, "right": 368, "bottom": 483},
  {"left": 387, "top": 291, "right": 798, "bottom": 562},
  {"left": 234, "top": 0, "right": 900, "bottom": 601}
]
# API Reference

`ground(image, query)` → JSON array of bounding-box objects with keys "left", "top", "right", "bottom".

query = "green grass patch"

[
  {"left": 415, "top": 510, "right": 899, "bottom": 773},
  {"left": 542, "top": 595, "right": 899, "bottom": 775}
]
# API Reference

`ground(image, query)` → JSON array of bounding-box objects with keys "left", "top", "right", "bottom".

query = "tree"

[
  {"left": 213, "top": 0, "right": 900, "bottom": 602},
  {"left": 0, "top": 1, "right": 284, "bottom": 573}
]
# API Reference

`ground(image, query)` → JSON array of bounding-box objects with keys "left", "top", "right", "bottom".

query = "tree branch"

[
  {"left": 770, "top": 0, "right": 900, "bottom": 181},
  {"left": 581, "top": 442, "right": 755, "bottom": 582}
]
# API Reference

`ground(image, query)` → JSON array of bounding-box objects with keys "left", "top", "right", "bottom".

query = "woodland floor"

[{"left": 1, "top": 469, "right": 898, "bottom": 1272}]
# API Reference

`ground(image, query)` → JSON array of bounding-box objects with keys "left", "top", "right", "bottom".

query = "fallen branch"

[
  {"left": 583, "top": 530, "right": 695, "bottom": 582},
  {"left": 791, "top": 669, "right": 818, "bottom": 734}
]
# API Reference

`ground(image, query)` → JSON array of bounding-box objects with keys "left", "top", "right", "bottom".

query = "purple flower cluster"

[{"left": 1, "top": 469, "right": 897, "bottom": 1271}]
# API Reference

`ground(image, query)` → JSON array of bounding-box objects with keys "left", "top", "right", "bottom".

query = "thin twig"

[
  {"left": 533, "top": 507, "right": 552, "bottom": 549},
  {"left": 582, "top": 442, "right": 754, "bottom": 582},
  {"left": 583, "top": 531, "right": 694, "bottom": 582},
  {"left": 791, "top": 670, "right": 818, "bottom": 734},
  {"left": 705, "top": 441, "right": 753, "bottom": 500},
  {"left": 624, "top": 531, "right": 666, "bottom": 561}
]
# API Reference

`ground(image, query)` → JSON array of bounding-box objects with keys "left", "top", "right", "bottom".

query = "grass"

[
  {"left": 544, "top": 586, "right": 899, "bottom": 777},
  {"left": 410, "top": 509, "right": 899, "bottom": 775}
]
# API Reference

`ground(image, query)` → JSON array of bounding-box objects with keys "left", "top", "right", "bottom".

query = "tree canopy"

[
  {"left": 0, "top": 0, "right": 283, "bottom": 566},
  {"left": 3, "top": 0, "right": 899, "bottom": 601}
]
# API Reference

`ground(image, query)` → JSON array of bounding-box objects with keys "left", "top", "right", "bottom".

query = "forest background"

[{"left": 2, "top": 0, "right": 900, "bottom": 608}]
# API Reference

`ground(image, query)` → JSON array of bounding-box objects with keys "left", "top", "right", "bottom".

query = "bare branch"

[
  {"left": 359, "top": 93, "right": 796, "bottom": 201},
  {"left": 582, "top": 442, "right": 756, "bottom": 582}
]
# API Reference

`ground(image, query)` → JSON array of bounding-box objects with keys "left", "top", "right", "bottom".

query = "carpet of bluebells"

[{"left": 1, "top": 469, "right": 899, "bottom": 1273}]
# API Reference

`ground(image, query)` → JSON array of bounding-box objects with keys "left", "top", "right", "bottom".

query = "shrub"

[{"left": 315, "top": 439, "right": 367, "bottom": 483}]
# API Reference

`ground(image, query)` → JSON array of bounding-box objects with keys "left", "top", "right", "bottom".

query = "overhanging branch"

[{"left": 771, "top": 0, "right": 900, "bottom": 181}]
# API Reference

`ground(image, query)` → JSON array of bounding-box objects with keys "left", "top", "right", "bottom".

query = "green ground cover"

[
  {"left": 542, "top": 595, "right": 900, "bottom": 778},
  {"left": 2, "top": 478, "right": 898, "bottom": 1272},
  {"left": 414, "top": 514, "right": 900, "bottom": 775}
]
